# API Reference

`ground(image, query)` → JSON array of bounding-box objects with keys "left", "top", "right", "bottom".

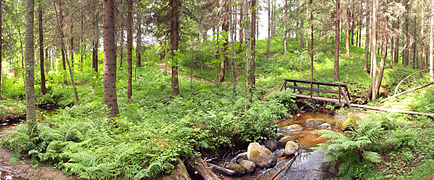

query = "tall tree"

[
  {"left": 136, "top": 2, "right": 142, "bottom": 67},
  {"left": 170, "top": 0, "right": 180, "bottom": 96},
  {"left": 238, "top": 1, "right": 243, "bottom": 53},
  {"left": 39, "top": 0, "right": 47, "bottom": 94},
  {"left": 376, "top": 17, "right": 388, "bottom": 94},
  {"left": 334, "top": 0, "right": 340, "bottom": 81},
  {"left": 402, "top": 0, "right": 409, "bottom": 67},
  {"left": 217, "top": 0, "right": 229, "bottom": 82},
  {"left": 364, "top": 0, "right": 370, "bottom": 72},
  {"left": 345, "top": 0, "right": 350, "bottom": 57},
  {"left": 25, "top": 0, "right": 38, "bottom": 138},
  {"left": 430, "top": 0, "right": 433, "bottom": 81},
  {"left": 119, "top": 24, "right": 124, "bottom": 70},
  {"left": 419, "top": 4, "right": 425, "bottom": 76},
  {"left": 230, "top": 0, "right": 236, "bottom": 98},
  {"left": 92, "top": 0, "right": 99, "bottom": 73},
  {"left": 58, "top": 0, "right": 67, "bottom": 83},
  {"left": 370, "top": 0, "right": 377, "bottom": 101},
  {"left": 283, "top": 0, "right": 288, "bottom": 54},
  {"left": 103, "top": 0, "right": 120, "bottom": 118},
  {"left": 127, "top": 0, "right": 132, "bottom": 102},
  {"left": 250, "top": 0, "right": 256, "bottom": 86},
  {"left": 0, "top": 0, "right": 3, "bottom": 100},
  {"left": 394, "top": 17, "right": 400, "bottom": 64},
  {"left": 267, "top": 0, "right": 271, "bottom": 58}
]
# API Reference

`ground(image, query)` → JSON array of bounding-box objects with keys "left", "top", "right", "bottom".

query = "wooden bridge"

[{"left": 280, "top": 79, "right": 434, "bottom": 117}]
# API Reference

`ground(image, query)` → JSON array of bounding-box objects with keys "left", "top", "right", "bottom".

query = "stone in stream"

[
  {"left": 283, "top": 124, "right": 303, "bottom": 132},
  {"left": 277, "top": 136, "right": 293, "bottom": 148},
  {"left": 319, "top": 123, "right": 332, "bottom": 130},
  {"left": 239, "top": 160, "right": 256, "bottom": 173},
  {"left": 273, "top": 149, "right": 285, "bottom": 159},
  {"left": 247, "top": 143, "right": 275, "bottom": 167},
  {"left": 306, "top": 118, "right": 325, "bottom": 126},
  {"left": 225, "top": 163, "right": 246, "bottom": 175},
  {"left": 284, "top": 141, "right": 299, "bottom": 156},
  {"left": 264, "top": 140, "right": 277, "bottom": 151},
  {"left": 157, "top": 159, "right": 191, "bottom": 180}
]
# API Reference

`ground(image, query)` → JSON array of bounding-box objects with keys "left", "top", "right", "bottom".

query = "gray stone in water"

[
  {"left": 225, "top": 163, "right": 246, "bottom": 175},
  {"left": 265, "top": 140, "right": 278, "bottom": 151},
  {"left": 273, "top": 151, "right": 338, "bottom": 180},
  {"left": 284, "top": 141, "right": 298, "bottom": 156},
  {"left": 247, "top": 143, "right": 275, "bottom": 167},
  {"left": 306, "top": 118, "right": 325, "bottom": 126},
  {"left": 239, "top": 160, "right": 256, "bottom": 173},
  {"left": 319, "top": 123, "right": 332, "bottom": 130},
  {"left": 277, "top": 136, "right": 293, "bottom": 148},
  {"left": 283, "top": 124, "right": 303, "bottom": 132},
  {"left": 273, "top": 149, "right": 285, "bottom": 159}
]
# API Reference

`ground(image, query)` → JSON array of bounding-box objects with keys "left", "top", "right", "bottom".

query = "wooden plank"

[
  {"left": 280, "top": 81, "right": 286, "bottom": 91},
  {"left": 291, "top": 94, "right": 341, "bottom": 103},
  {"left": 286, "top": 85, "right": 340, "bottom": 94},
  {"left": 350, "top": 104, "right": 434, "bottom": 117},
  {"left": 284, "top": 79, "right": 348, "bottom": 87}
]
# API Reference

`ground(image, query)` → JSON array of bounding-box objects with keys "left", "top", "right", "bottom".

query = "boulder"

[
  {"left": 284, "top": 141, "right": 298, "bottom": 156},
  {"left": 264, "top": 140, "right": 277, "bottom": 151},
  {"left": 273, "top": 149, "right": 285, "bottom": 159},
  {"left": 277, "top": 136, "right": 293, "bottom": 148},
  {"left": 306, "top": 118, "right": 325, "bottom": 126},
  {"left": 319, "top": 123, "right": 332, "bottom": 130},
  {"left": 158, "top": 160, "right": 191, "bottom": 180},
  {"left": 225, "top": 163, "right": 245, "bottom": 175},
  {"left": 247, "top": 143, "right": 275, "bottom": 167},
  {"left": 239, "top": 160, "right": 256, "bottom": 173},
  {"left": 283, "top": 124, "right": 303, "bottom": 132}
]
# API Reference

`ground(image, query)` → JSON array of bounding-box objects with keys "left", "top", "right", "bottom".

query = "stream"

[{"left": 223, "top": 112, "right": 341, "bottom": 180}]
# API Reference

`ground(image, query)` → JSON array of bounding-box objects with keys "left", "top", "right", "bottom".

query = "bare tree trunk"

[
  {"left": 370, "top": 0, "right": 377, "bottom": 101},
  {"left": 412, "top": 17, "right": 417, "bottom": 69},
  {"left": 39, "top": 0, "right": 47, "bottom": 94},
  {"left": 430, "top": 0, "right": 433, "bottom": 81},
  {"left": 267, "top": 0, "right": 271, "bottom": 58},
  {"left": 171, "top": 0, "right": 180, "bottom": 96},
  {"left": 394, "top": 17, "right": 400, "bottom": 64},
  {"left": 80, "top": 8, "right": 84, "bottom": 64},
  {"left": 376, "top": 17, "right": 388, "bottom": 95},
  {"left": 250, "top": 0, "right": 256, "bottom": 86},
  {"left": 0, "top": 0, "right": 2, "bottom": 99},
  {"left": 119, "top": 25, "right": 124, "bottom": 70},
  {"left": 238, "top": 1, "right": 243, "bottom": 54},
  {"left": 334, "top": 0, "right": 340, "bottom": 81},
  {"left": 283, "top": 0, "right": 288, "bottom": 54},
  {"left": 345, "top": 0, "right": 350, "bottom": 57},
  {"left": 300, "top": 20, "right": 305, "bottom": 49},
  {"left": 70, "top": 23, "right": 74, "bottom": 68},
  {"left": 136, "top": 4, "right": 142, "bottom": 68},
  {"left": 59, "top": 0, "right": 67, "bottom": 83},
  {"left": 230, "top": 0, "right": 236, "bottom": 99},
  {"left": 25, "top": 0, "right": 38, "bottom": 138},
  {"left": 310, "top": 0, "right": 314, "bottom": 99},
  {"left": 403, "top": 0, "right": 409, "bottom": 67},
  {"left": 127, "top": 0, "right": 133, "bottom": 102},
  {"left": 364, "top": 0, "right": 370, "bottom": 72},
  {"left": 390, "top": 37, "right": 394, "bottom": 69},
  {"left": 217, "top": 0, "right": 229, "bottom": 82},
  {"left": 419, "top": 5, "right": 425, "bottom": 76},
  {"left": 92, "top": 1, "right": 99, "bottom": 73},
  {"left": 103, "top": 0, "right": 120, "bottom": 118}
]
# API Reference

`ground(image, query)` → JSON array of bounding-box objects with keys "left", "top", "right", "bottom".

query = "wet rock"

[
  {"left": 247, "top": 143, "right": 275, "bottom": 167},
  {"left": 276, "top": 133, "right": 285, "bottom": 141},
  {"left": 284, "top": 141, "right": 298, "bottom": 156},
  {"left": 264, "top": 140, "right": 277, "bottom": 151},
  {"left": 319, "top": 123, "right": 332, "bottom": 130},
  {"left": 225, "top": 163, "right": 245, "bottom": 175},
  {"left": 306, "top": 118, "right": 325, "bottom": 126},
  {"left": 239, "top": 160, "right": 256, "bottom": 173},
  {"left": 282, "top": 124, "right": 304, "bottom": 133},
  {"left": 257, "top": 168, "right": 285, "bottom": 180},
  {"left": 273, "top": 149, "right": 285, "bottom": 159},
  {"left": 158, "top": 160, "right": 191, "bottom": 180},
  {"left": 277, "top": 136, "right": 292, "bottom": 148}
]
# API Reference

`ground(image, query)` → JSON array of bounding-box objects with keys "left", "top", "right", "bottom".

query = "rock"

[
  {"left": 225, "top": 163, "right": 245, "bottom": 175},
  {"left": 306, "top": 118, "right": 325, "bottom": 126},
  {"left": 319, "top": 123, "right": 332, "bottom": 130},
  {"left": 283, "top": 124, "right": 303, "bottom": 132},
  {"left": 284, "top": 141, "right": 298, "bottom": 156},
  {"left": 277, "top": 135, "right": 293, "bottom": 148},
  {"left": 239, "top": 160, "right": 256, "bottom": 173},
  {"left": 247, "top": 143, "right": 275, "bottom": 167},
  {"left": 276, "top": 133, "right": 285, "bottom": 141},
  {"left": 273, "top": 149, "right": 285, "bottom": 159},
  {"left": 232, "top": 152, "right": 248, "bottom": 164},
  {"left": 264, "top": 140, "right": 277, "bottom": 151},
  {"left": 158, "top": 160, "right": 191, "bottom": 180}
]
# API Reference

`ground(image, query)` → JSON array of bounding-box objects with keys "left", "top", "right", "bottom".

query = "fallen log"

[
  {"left": 189, "top": 157, "right": 221, "bottom": 180},
  {"left": 394, "top": 70, "right": 427, "bottom": 95},
  {"left": 208, "top": 163, "right": 236, "bottom": 176},
  {"left": 271, "top": 151, "right": 300, "bottom": 180},
  {"left": 381, "top": 82, "right": 434, "bottom": 103},
  {"left": 350, "top": 104, "right": 434, "bottom": 117}
]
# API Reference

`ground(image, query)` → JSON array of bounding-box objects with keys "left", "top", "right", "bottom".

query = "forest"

[{"left": 0, "top": 0, "right": 433, "bottom": 179}]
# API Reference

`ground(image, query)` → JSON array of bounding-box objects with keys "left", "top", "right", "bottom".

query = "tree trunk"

[
  {"left": 376, "top": 17, "right": 388, "bottom": 95},
  {"left": 364, "top": 0, "right": 370, "bottom": 72},
  {"left": 70, "top": 23, "right": 74, "bottom": 68},
  {"left": 25, "top": 0, "right": 38, "bottom": 138},
  {"left": 92, "top": 4, "right": 99, "bottom": 73},
  {"left": 334, "top": 0, "right": 340, "bottom": 81},
  {"left": 0, "top": 0, "right": 2, "bottom": 99},
  {"left": 136, "top": 5, "right": 142, "bottom": 68},
  {"left": 300, "top": 20, "right": 305, "bottom": 49},
  {"left": 238, "top": 2, "right": 243, "bottom": 54},
  {"left": 80, "top": 8, "right": 84, "bottom": 64},
  {"left": 412, "top": 17, "right": 417, "bottom": 69},
  {"left": 345, "top": 0, "right": 350, "bottom": 57},
  {"left": 370, "top": 0, "right": 377, "bottom": 102},
  {"left": 119, "top": 25, "right": 124, "bottom": 70},
  {"left": 403, "top": 0, "right": 409, "bottom": 67},
  {"left": 230, "top": 0, "right": 236, "bottom": 99},
  {"left": 59, "top": 0, "right": 67, "bottom": 83},
  {"left": 419, "top": 5, "right": 425, "bottom": 76},
  {"left": 390, "top": 37, "right": 394, "bottom": 69},
  {"left": 430, "top": 0, "right": 433, "bottom": 81},
  {"left": 171, "top": 0, "right": 180, "bottom": 96},
  {"left": 102, "top": 0, "right": 120, "bottom": 118},
  {"left": 250, "top": 0, "right": 256, "bottom": 86},
  {"left": 394, "top": 17, "right": 399, "bottom": 64},
  {"left": 217, "top": 0, "right": 229, "bottom": 82},
  {"left": 39, "top": 0, "right": 47, "bottom": 94},
  {"left": 310, "top": 0, "right": 314, "bottom": 99},
  {"left": 283, "top": 0, "right": 288, "bottom": 54},
  {"left": 267, "top": 0, "right": 271, "bottom": 58},
  {"left": 127, "top": 0, "right": 133, "bottom": 102}
]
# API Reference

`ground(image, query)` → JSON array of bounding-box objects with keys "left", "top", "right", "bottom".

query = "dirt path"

[{"left": 0, "top": 128, "right": 75, "bottom": 180}]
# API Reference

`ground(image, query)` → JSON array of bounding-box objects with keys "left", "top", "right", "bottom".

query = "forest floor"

[{"left": 0, "top": 129, "right": 74, "bottom": 180}]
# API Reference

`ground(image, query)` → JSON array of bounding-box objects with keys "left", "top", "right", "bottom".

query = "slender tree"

[
  {"left": 283, "top": 0, "right": 288, "bottom": 54},
  {"left": 92, "top": 0, "right": 99, "bottom": 73},
  {"left": 334, "top": 0, "right": 340, "bottom": 81},
  {"left": 0, "top": 0, "right": 3, "bottom": 100},
  {"left": 25, "top": 0, "right": 38, "bottom": 138},
  {"left": 238, "top": 1, "right": 244, "bottom": 53},
  {"left": 230, "top": 0, "right": 236, "bottom": 98},
  {"left": 364, "top": 0, "right": 370, "bottom": 72},
  {"left": 39, "top": 0, "right": 47, "bottom": 94},
  {"left": 217, "top": 0, "right": 229, "bottom": 82},
  {"left": 250, "top": 0, "right": 256, "bottom": 86},
  {"left": 403, "top": 0, "right": 409, "bottom": 67},
  {"left": 376, "top": 17, "right": 388, "bottom": 94},
  {"left": 394, "top": 17, "right": 400, "bottom": 64},
  {"left": 419, "top": 4, "right": 425, "bottom": 76},
  {"left": 58, "top": 0, "right": 67, "bottom": 83},
  {"left": 127, "top": 0, "right": 132, "bottom": 102},
  {"left": 430, "top": 0, "right": 433, "bottom": 81},
  {"left": 345, "top": 0, "right": 350, "bottom": 57},
  {"left": 370, "top": 0, "right": 377, "bottom": 101},
  {"left": 103, "top": 0, "right": 120, "bottom": 118},
  {"left": 119, "top": 24, "right": 124, "bottom": 70},
  {"left": 136, "top": 2, "right": 142, "bottom": 67},
  {"left": 267, "top": 0, "right": 271, "bottom": 58},
  {"left": 170, "top": 0, "right": 180, "bottom": 96}
]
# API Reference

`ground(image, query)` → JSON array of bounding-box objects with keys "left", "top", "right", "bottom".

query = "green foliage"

[
  {"left": 0, "top": 100, "right": 26, "bottom": 122},
  {"left": 265, "top": 90, "right": 297, "bottom": 115}
]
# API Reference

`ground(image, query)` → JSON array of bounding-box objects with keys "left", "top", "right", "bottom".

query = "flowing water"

[{"left": 224, "top": 112, "right": 342, "bottom": 180}]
